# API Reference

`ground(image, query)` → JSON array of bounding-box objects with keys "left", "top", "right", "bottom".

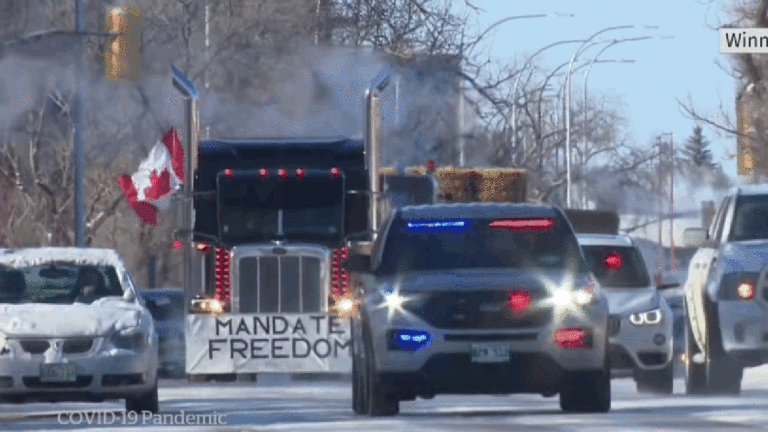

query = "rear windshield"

[
  {"left": 730, "top": 194, "right": 768, "bottom": 241},
  {"left": 581, "top": 245, "right": 650, "bottom": 288},
  {"left": 375, "top": 216, "right": 582, "bottom": 274},
  {"left": 0, "top": 264, "right": 123, "bottom": 305}
]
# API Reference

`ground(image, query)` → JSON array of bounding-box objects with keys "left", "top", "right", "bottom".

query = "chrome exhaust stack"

[
  {"left": 364, "top": 75, "right": 390, "bottom": 243},
  {"left": 172, "top": 66, "right": 201, "bottom": 301}
]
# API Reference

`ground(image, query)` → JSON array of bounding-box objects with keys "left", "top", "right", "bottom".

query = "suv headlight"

[{"left": 629, "top": 308, "right": 663, "bottom": 326}]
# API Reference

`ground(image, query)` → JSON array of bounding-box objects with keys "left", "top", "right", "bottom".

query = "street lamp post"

[
  {"left": 564, "top": 25, "right": 657, "bottom": 208},
  {"left": 459, "top": 12, "right": 574, "bottom": 167},
  {"left": 510, "top": 39, "right": 586, "bottom": 166}
]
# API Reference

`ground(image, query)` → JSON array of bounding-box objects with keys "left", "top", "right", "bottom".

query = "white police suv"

[{"left": 348, "top": 203, "right": 611, "bottom": 416}]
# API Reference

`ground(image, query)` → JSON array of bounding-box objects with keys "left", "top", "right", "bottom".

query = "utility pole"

[{"left": 74, "top": 0, "right": 86, "bottom": 246}]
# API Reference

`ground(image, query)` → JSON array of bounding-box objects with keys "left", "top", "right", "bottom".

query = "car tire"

[
  {"left": 684, "top": 304, "right": 706, "bottom": 395},
  {"left": 363, "top": 328, "right": 399, "bottom": 417},
  {"left": 704, "top": 300, "right": 743, "bottom": 394},
  {"left": 125, "top": 380, "right": 159, "bottom": 415},
  {"left": 352, "top": 335, "right": 367, "bottom": 414},
  {"left": 559, "top": 356, "right": 611, "bottom": 413},
  {"left": 635, "top": 362, "right": 673, "bottom": 395}
]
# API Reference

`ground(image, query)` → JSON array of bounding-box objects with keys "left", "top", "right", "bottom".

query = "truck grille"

[
  {"left": 403, "top": 291, "right": 552, "bottom": 330},
  {"left": 237, "top": 255, "right": 323, "bottom": 313}
]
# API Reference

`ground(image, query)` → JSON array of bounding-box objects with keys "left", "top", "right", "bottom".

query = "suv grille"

[
  {"left": 237, "top": 255, "right": 323, "bottom": 313},
  {"left": 608, "top": 315, "right": 621, "bottom": 337},
  {"left": 403, "top": 291, "right": 552, "bottom": 330}
]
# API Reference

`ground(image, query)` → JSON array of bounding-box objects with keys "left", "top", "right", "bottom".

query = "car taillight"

[
  {"left": 296, "top": 167, "right": 305, "bottom": 179},
  {"left": 489, "top": 218, "right": 555, "bottom": 232},
  {"left": 224, "top": 168, "right": 234, "bottom": 180},
  {"left": 215, "top": 247, "right": 231, "bottom": 305},
  {"left": 506, "top": 290, "right": 532, "bottom": 313},
  {"left": 738, "top": 282, "right": 756, "bottom": 300},
  {"left": 719, "top": 272, "right": 760, "bottom": 300},
  {"left": 196, "top": 243, "right": 211, "bottom": 254},
  {"left": 260, "top": 168, "right": 269, "bottom": 179},
  {"left": 554, "top": 328, "right": 592, "bottom": 349},
  {"left": 278, "top": 168, "right": 287, "bottom": 180},
  {"left": 331, "top": 167, "right": 340, "bottom": 178},
  {"left": 331, "top": 247, "right": 349, "bottom": 298}
]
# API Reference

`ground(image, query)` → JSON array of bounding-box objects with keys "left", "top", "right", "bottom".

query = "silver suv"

[
  {"left": 578, "top": 234, "right": 675, "bottom": 394},
  {"left": 683, "top": 185, "right": 768, "bottom": 394},
  {"left": 348, "top": 203, "right": 611, "bottom": 416}
]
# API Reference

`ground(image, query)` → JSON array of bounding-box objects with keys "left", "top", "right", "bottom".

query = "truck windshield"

[
  {"left": 581, "top": 246, "right": 650, "bottom": 289},
  {"left": 376, "top": 217, "right": 582, "bottom": 274},
  {"left": 730, "top": 194, "right": 768, "bottom": 241},
  {"left": 217, "top": 172, "right": 344, "bottom": 243}
]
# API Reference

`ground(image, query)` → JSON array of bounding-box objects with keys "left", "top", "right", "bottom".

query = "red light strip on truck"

[{"left": 215, "top": 247, "right": 231, "bottom": 304}]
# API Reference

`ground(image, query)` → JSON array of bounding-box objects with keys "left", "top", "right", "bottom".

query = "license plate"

[
  {"left": 40, "top": 363, "right": 77, "bottom": 382},
  {"left": 470, "top": 344, "right": 510, "bottom": 363}
]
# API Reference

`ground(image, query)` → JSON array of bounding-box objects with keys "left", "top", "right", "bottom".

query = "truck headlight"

[
  {"left": 190, "top": 298, "right": 226, "bottom": 314},
  {"left": 629, "top": 308, "right": 663, "bottom": 326}
]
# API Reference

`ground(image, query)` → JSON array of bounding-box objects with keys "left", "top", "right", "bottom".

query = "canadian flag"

[{"left": 118, "top": 128, "right": 185, "bottom": 226}]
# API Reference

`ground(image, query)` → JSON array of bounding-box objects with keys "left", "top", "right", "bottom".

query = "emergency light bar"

[
  {"left": 405, "top": 219, "right": 470, "bottom": 233},
  {"left": 489, "top": 218, "right": 555, "bottom": 232}
]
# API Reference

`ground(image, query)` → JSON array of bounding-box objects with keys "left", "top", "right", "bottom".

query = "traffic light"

[
  {"left": 105, "top": 4, "right": 142, "bottom": 81},
  {"left": 737, "top": 93, "right": 755, "bottom": 176}
]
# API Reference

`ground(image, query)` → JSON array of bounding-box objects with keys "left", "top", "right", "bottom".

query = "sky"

[{"left": 457, "top": 0, "right": 737, "bottom": 177}]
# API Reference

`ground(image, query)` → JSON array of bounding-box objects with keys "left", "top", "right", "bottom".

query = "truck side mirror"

[
  {"left": 683, "top": 227, "right": 708, "bottom": 248},
  {"left": 346, "top": 254, "right": 371, "bottom": 273}
]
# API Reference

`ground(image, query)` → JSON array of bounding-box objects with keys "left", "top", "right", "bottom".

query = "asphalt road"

[{"left": 3, "top": 367, "right": 768, "bottom": 431}]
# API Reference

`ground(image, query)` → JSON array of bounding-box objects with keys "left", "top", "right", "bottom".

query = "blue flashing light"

[
  {"left": 390, "top": 330, "right": 432, "bottom": 351},
  {"left": 404, "top": 219, "right": 470, "bottom": 233}
]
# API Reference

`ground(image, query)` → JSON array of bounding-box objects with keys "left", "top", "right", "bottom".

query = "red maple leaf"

[{"left": 144, "top": 169, "right": 172, "bottom": 201}]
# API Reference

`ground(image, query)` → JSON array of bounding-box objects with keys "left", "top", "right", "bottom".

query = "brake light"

[
  {"left": 489, "top": 218, "right": 555, "bottom": 232},
  {"left": 296, "top": 167, "right": 305, "bottom": 179},
  {"left": 278, "top": 168, "right": 287, "bottom": 180},
  {"left": 738, "top": 282, "right": 756, "bottom": 300},
  {"left": 506, "top": 290, "right": 532, "bottom": 313},
  {"left": 224, "top": 168, "right": 234, "bottom": 180},
  {"left": 554, "top": 328, "right": 591, "bottom": 349},
  {"left": 196, "top": 243, "right": 211, "bottom": 254},
  {"left": 427, "top": 160, "right": 436, "bottom": 172},
  {"left": 172, "top": 240, "right": 183, "bottom": 250},
  {"left": 215, "top": 247, "right": 231, "bottom": 305},
  {"left": 331, "top": 247, "right": 350, "bottom": 299},
  {"left": 331, "top": 167, "right": 340, "bottom": 178},
  {"left": 605, "top": 253, "right": 623, "bottom": 270},
  {"left": 260, "top": 168, "right": 268, "bottom": 179}
]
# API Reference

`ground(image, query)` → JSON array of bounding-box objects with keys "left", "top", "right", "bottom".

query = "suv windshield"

[
  {"left": 0, "top": 264, "right": 123, "bottom": 305},
  {"left": 581, "top": 245, "right": 650, "bottom": 288},
  {"left": 730, "top": 194, "right": 768, "bottom": 241},
  {"left": 376, "top": 216, "right": 582, "bottom": 274}
]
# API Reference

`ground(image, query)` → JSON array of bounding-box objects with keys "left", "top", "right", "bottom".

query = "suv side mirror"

[
  {"left": 346, "top": 254, "right": 371, "bottom": 273},
  {"left": 683, "top": 227, "right": 708, "bottom": 248}
]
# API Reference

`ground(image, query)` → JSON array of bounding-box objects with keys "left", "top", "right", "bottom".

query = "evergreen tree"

[{"left": 682, "top": 125, "right": 715, "bottom": 168}]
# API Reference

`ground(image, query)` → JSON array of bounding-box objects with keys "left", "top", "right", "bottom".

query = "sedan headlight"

[
  {"left": 629, "top": 308, "right": 663, "bottom": 326},
  {"left": 111, "top": 331, "right": 146, "bottom": 350}
]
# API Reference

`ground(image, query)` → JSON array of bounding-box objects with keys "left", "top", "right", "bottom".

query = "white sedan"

[{"left": 0, "top": 247, "right": 159, "bottom": 413}]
